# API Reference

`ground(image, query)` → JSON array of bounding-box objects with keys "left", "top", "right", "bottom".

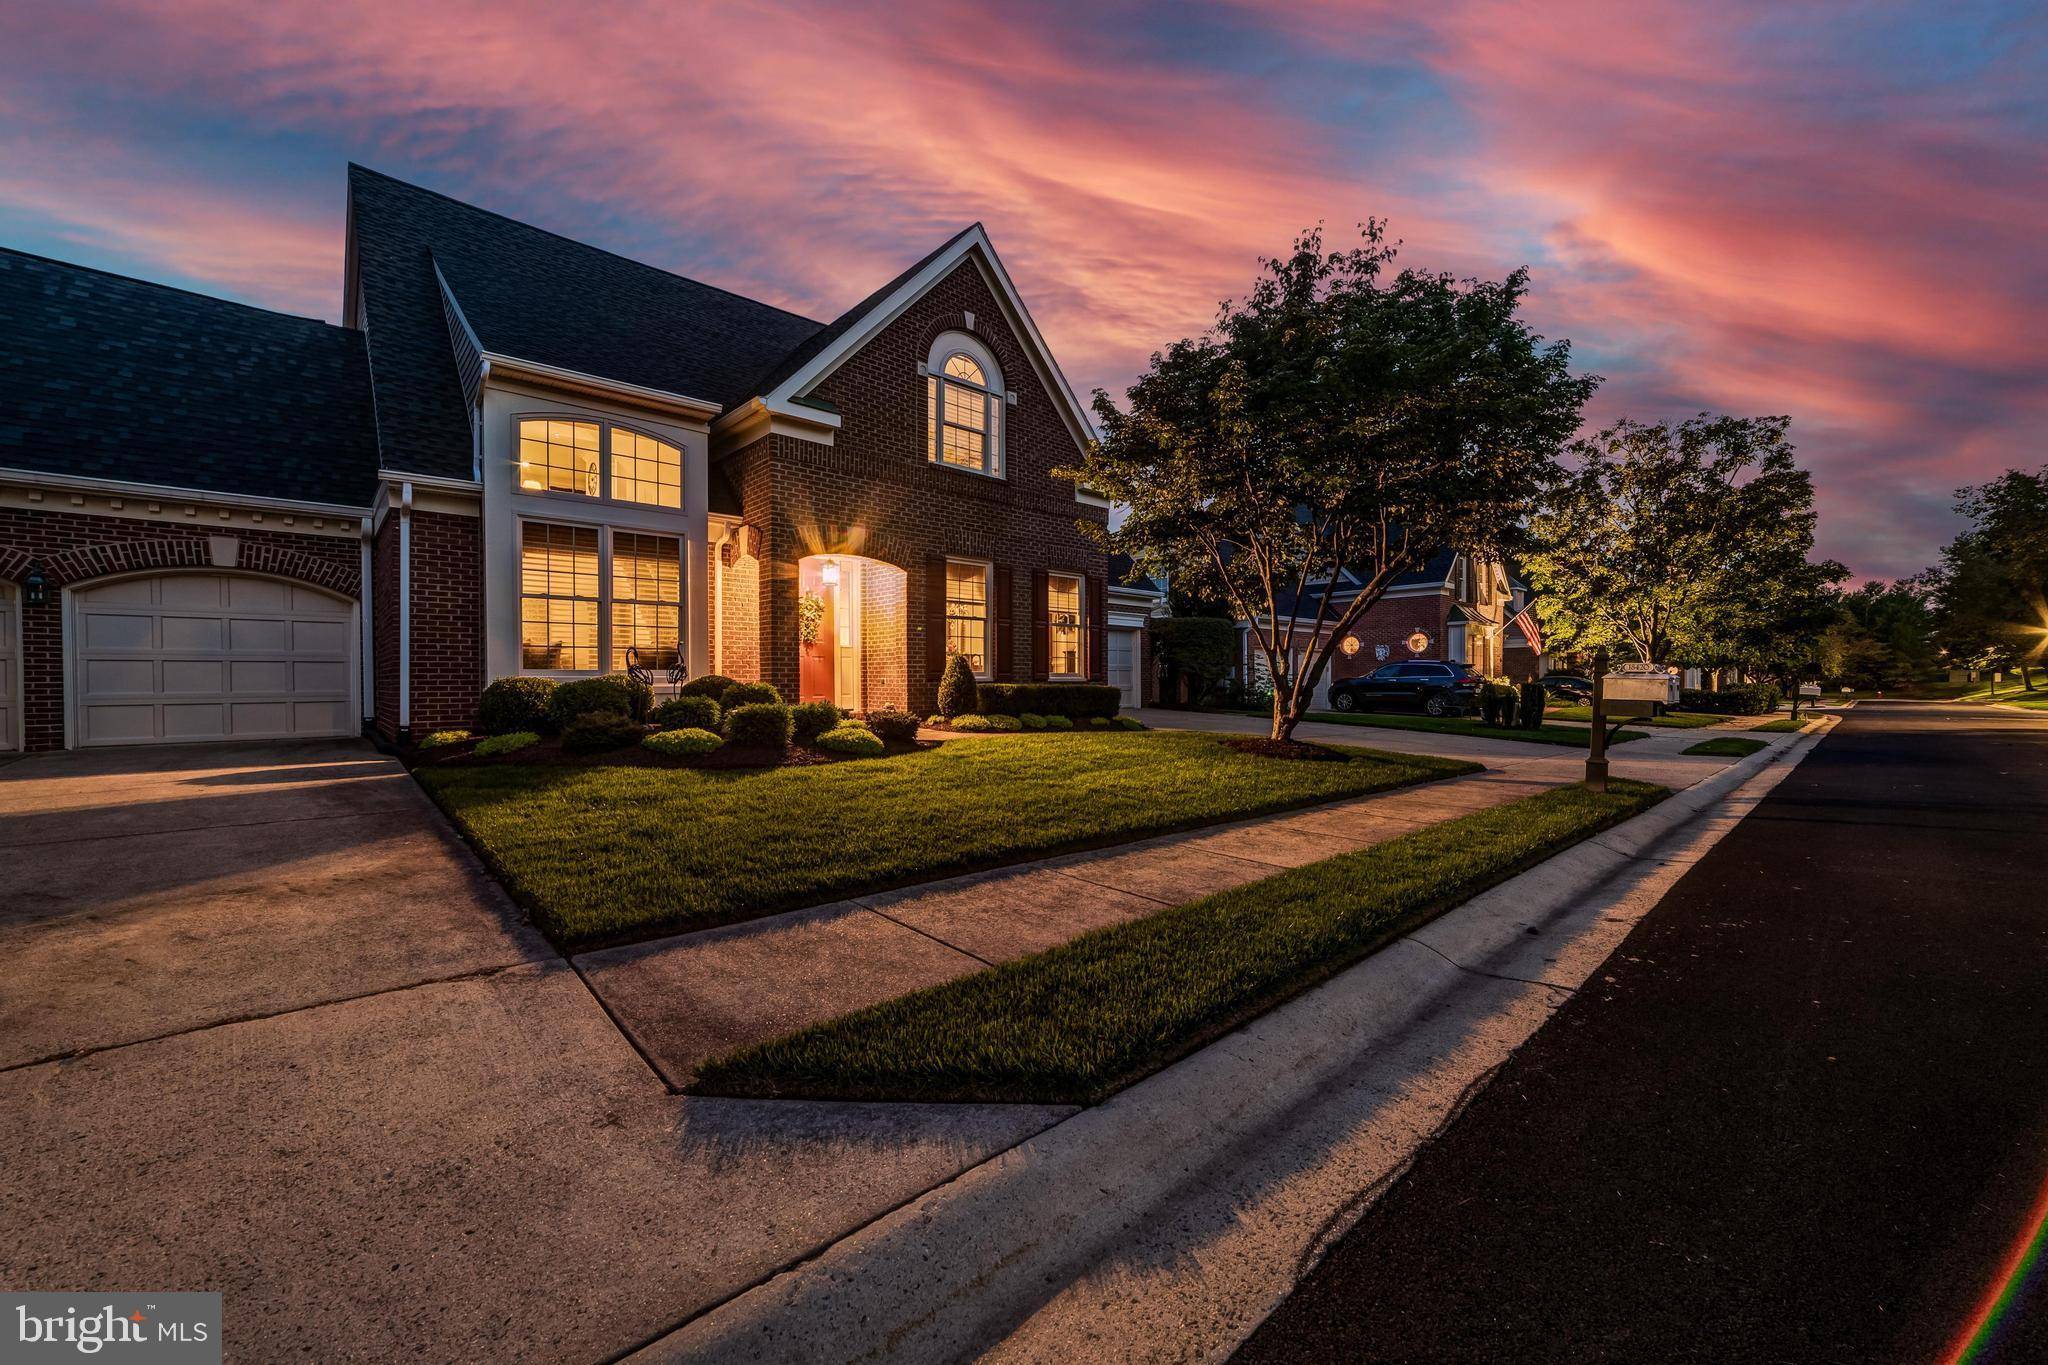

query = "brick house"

[
  {"left": 0, "top": 165, "right": 1124, "bottom": 751},
  {"left": 1237, "top": 550, "right": 1542, "bottom": 705}
]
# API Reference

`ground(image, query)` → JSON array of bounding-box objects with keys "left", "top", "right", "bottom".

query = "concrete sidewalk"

[{"left": 627, "top": 722, "right": 1833, "bottom": 1363}]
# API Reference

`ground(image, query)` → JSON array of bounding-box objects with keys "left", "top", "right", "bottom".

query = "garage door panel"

[
  {"left": 82, "top": 704, "right": 159, "bottom": 744},
  {"left": 72, "top": 572, "right": 355, "bottom": 746},
  {"left": 86, "top": 658, "right": 158, "bottom": 695},
  {"left": 227, "top": 617, "right": 288, "bottom": 651},
  {"left": 85, "top": 613, "right": 157, "bottom": 649},
  {"left": 161, "top": 616, "right": 225, "bottom": 651},
  {"left": 160, "top": 575, "right": 227, "bottom": 608}
]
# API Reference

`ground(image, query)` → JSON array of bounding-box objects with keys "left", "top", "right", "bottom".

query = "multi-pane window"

[
  {"left": 1047, "top": 572, "right": 1083, "bottom": 678},
  {"left": 945, "top": 560, "right": 990, "bottom": 677},
  {"left": 610, "top": 533, "right": 682, "bottom": 672},
  {"left": 519, "top": 523, "right": 599, "bottom": 670},
  {"left": 518, "top": 417, "right": 682, "bottom": 508},
  {"left": 610, "top": 427, "right": 682, "bottom": 509},
  {"left": 519, "top": 419, "right": 601, "bottom": 497},
  {"left": 926, "top": 348, "right": 1000, "bottom": 475}
]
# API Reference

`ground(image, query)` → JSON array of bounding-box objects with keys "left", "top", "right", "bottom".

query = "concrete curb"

[{"left": 630, "top": 724, "right": 1834, "bottom": 1365}]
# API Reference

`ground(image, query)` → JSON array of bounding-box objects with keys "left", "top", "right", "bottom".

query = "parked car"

[
  {"left": 1329, "top": 660, "right": 1484, "bottom": 717},
  {"left": 1541, "top": 673, "right": 1594, "bottom": 702}
]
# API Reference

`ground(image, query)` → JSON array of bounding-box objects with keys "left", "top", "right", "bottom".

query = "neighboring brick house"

[
  {"left": 0, "top": 165, "right": 1116, "bottom": 751},
  {"left": 1236, "top": 550, "right": 1542, "bottom": 705}
]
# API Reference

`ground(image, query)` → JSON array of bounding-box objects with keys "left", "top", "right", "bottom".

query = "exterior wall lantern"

[{"left": 22, "top": 563, "right": 48, "bottom": 607}]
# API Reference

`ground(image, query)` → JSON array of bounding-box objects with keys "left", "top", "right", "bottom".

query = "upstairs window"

[
  {"left": 519, "top": 417, "right": 682, "bottom": 509},
  {"left": 925, "top": 333, "right": 1003, "bottom": 477}
]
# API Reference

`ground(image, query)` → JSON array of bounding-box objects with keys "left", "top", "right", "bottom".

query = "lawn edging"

[{"left": 695, "top": 780, "right": 1668, "bottom": 1105}]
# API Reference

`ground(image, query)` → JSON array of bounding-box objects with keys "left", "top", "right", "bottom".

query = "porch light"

[
  {"left": 22, "top": 563, "right": 47, "bottom": 607},
  {"left": 821, "top": 558, "right": 840, "bottom": 586}
]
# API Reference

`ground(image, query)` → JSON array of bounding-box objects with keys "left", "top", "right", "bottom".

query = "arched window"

[
  {"left": 517, "top": 416, "right": 682, "bottom": 509},
  {"left": 925, "top": 333, "right": 1003, "bottom": 477}
]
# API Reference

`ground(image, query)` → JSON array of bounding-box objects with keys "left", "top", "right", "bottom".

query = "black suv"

[{"left": 1329, "top": 660, "right": 1484, "bottom": 717}]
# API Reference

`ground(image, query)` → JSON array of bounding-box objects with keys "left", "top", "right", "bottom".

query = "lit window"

[
  {"left": 520, "top": 522, "right": 599, "bottom": 670},
  {"left": 926, "top": 337, "right": 1001, "bottom": 476},
  {"left": 518, "top": 419, "right": 601, "bottom": 497},
  {"left": 1048, "top": 573, "right": 1083, "bottom": 678},
  {"left": 610, "top": 533, "right": 682, "bottom": 672},
  {"left": 945, "top": 560, "right": 990, "bottom": 677},
  {"left": 610, "top": 427, "right": 682, "bottom": 509}
]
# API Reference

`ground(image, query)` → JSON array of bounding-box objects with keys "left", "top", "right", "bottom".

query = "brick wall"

[
  {"left": 1325, "top": 594, "right": 1453, "bottom": 682},
  {"left": 858, "top": 561, "right": 908, "bottom": 712},
  {"left": 0, "top": 506, "right": 359, "bottom": 750},
  {"left": 373, "top": 517, "right": 400, "bottom": 737},
  {"left": 406, "top": 509, "right": 483, "bottom": 732},
  {"left": 718, "top": 259, "right": 1109, "bottom": 713}
]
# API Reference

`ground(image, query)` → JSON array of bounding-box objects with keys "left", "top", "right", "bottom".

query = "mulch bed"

[
  {"left": 1223, "top": 737, "right": 1350, "bottom": 762},
  {"left": 401, "top": 731, "right": 937, "bottom": 772}
]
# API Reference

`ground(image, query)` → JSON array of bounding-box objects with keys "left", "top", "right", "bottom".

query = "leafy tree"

[
  {"left": 1817, "top": 580, "right": 1938, "bottom": 690},
  {"left": 1524, "top": 415, "right": 1841, "bottom": 670},
  {"left": 1147, "top": 616, "right": 1238, "bottom": 705},
  {"left": 1928, "top": 466, "right": 2048, "bottom": 688},
  {"left": 1065, "top": 224, "right": 1594, "bottom": 741}
]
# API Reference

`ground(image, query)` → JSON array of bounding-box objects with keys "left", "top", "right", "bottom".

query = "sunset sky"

[{"left": 1, "top": 0, "right": 2040, "bottom": 579}]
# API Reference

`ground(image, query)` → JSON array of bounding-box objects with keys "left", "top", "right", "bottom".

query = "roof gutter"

[{"left": 0, "top": 466, "right": 371, "bottom": 519}]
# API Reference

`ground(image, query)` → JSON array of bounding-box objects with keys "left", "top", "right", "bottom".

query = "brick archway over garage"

[{"left": 36, "top": 537, "right": 359, "bottom": 598}]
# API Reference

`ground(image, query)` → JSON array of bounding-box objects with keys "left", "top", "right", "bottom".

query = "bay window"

[
  {"left": 519, "top": 416, "right": 681, "bottom": 509},
  {"left": 1047, "top": 572, "right": 1083, "bottom": 679},
  {"left": 945, "top": 559, "right": 991, "bottom": 677}
]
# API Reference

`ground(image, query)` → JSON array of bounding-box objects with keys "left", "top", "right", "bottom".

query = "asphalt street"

[{"left": 1235, "top": 703, "right": 2048, "bottom": 1364}]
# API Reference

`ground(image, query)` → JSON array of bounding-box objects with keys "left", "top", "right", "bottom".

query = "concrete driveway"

[{"left": 0, "top": 741, "right": 1063, "bottom": 1360}]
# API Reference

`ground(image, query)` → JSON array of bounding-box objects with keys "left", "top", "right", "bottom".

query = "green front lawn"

[
  {"left": 1545, "top": 705, "right": 1725, "bottom": 729},
  {"left": 1681, "top": 736, "right": 1769, "bottom": 758},
  {"left": 420, "top": 732, "right": 1477, "bottom": 947},
  {"left": 1753, "top": 717, "right": 1811, "bottom": 733},
  {"left": 1998, "top": 696, "right": 2048, "bottom": 712},
  {"left": 1298, "top": 709, "right": 1649, "bottom": 746},
  {"left": 695, "top": 779, "right": 1668, "bottom": 1104}
]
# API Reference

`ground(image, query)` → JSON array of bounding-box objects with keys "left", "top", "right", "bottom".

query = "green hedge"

[
  {"left": 479, "top": 676, "right": 557, "bottom": 735},
  {"left": 1678, "top": 684, "right": 1780, "bottom": 715},
  {"left": 976, "top": 682, "right": 1120, "bottom": 719},
  {"left": 652, "top": 694, "right": 721, "bottom": 732}
]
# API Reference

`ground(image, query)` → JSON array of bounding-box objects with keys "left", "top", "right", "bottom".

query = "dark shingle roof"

[
  {"left": 1269, "top": 548, "right": 1456, "bottom": 620},
  {"left": 347, "top": 165, "right": 828, "bottom": 479},
  {"left": 745, "top": 225, "right": 978, "bottom": 398},
  {"left": 1109, "top": 552, "right": 1164, "bottom": 594},
  {"left": 0, "top": 248, "right": 379, "bottom": 505}
]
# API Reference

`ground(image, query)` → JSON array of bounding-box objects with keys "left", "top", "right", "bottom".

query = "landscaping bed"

[
  {"left": 405, "top": 730, "right": 937, "bottom": 771},
  {"left": 693, "top": 779, "right": 1669, "bottom": 1105},
  {"left": 419, "top": 732, "right": 1478, "bottom": 947}
]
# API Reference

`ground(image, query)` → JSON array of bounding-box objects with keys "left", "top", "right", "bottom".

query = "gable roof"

[
  {"left": 346, "top": 165, "right": 827, "bottom": 479},
  {"left": 1108, "top": 552, "right": 1164, "bottom": 595},
  {"left": 0, "top": 248, "right": 379, "bottom": 506},
  {"left": 1268, "top": 547, "right": 1458, "bottom": 621}
]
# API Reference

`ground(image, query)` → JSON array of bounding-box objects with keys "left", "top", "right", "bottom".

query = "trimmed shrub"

[
  {"left": 984, "top": 714, "right": 1024, "bottom": 731},
  {"left": 562, "top": 709, "right": 643, "bottom": 755},
  {"left": 1018, "top": 712, "right": 1049, "bottom": 730},
  {"left": 866, "top": 707, "right": 922, "bottom": 743},
  {"left": 816, "top": 724, "right": 885, "bottom": 757},
  {"left": 926, "top": 715, "right": 945, "bottom": 727},
  {"left": 1112, "top": 715, "right": 1145, "bottom": 731},
  {"left": 937, "top": 655, "right": 979, "bottom": 719},
  {"left": 643, "top": 727, "right": 723, "bottom": 757},
  {"left": 551, "top": 676, "right": 638, "bottom": 731},
  {"left": 722, "top": 680, "right": 783, "bottom": 709},
  {"left": 1519, "top": 682, "right": 1548, "bottom": 730},
  {"left": 419, "top": 729, "right": 472, "bottom": 748},
  {"left": 479, "top": 676, "right": 557, "bottom": 734},
  {"left": 1043, "top": 714, "right": 1074, "bottom": 730},
  {"left": 602, "top": 671, "right": 654, "bottom": 722},
  {"left": 949, "top": 713, "right": 996, "bottom": 732},
  {"left": 975, "top": 682, "right": 1120, "bottom": 720},
  {"left": 678, "top": 673, "right": 737, "bottom": 700},
  {"left": 724, "top": 701, "right": 794, "bottom": 749},
  {"left": 1085, "top": 716, "right": 1116, "bottom": 729},
  {"left": 791, "top": 700, "right": 844, "bottom": 744},
  {"left": 652, "top": 694, "right": 721, "bottom": 732},
  {"left": 1678, "top": 684, "right": 1780, "bottom": 716},
  {"left": 1478, "top": 681, "right": 1519, "bottom": 727},
  {"left": 474, "top": 731, "right": 539, "bottom": 757}
]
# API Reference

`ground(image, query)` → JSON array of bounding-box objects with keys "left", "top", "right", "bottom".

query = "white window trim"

[
  {"left": 514, "top": 412, "right": 685, "bottom": 513},
  {"left": 1046, "top": 568, "right": 1086, "bottom": 682},
  {"left": 515, "top": 514, "right": 686, "bottom": 679},
  {"left": 944, "top": 556, "right": 995, "bottom": 681},
  {"left": 922, "top": 332, "right": 1006, "bottom": 480}
]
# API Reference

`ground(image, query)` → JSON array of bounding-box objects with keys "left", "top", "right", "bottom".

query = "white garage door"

[
  {"left": 71, "top": 573, "right": 356, "bottom": 746},
  {"left": 1108, "top": 627, "right": 1140, "bottom": 710},
  {"left": 0, "top": 584, "right": 17, "bottom": 751}
]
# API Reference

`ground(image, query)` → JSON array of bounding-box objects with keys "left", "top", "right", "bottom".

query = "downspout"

[
  {"left": 710, "top": 523, "right": 731, "bottom": 678},
  {"left": 398, "top": 482, "right": 413, "bottom": 736},
  {"left": 359, "top": 515, "right": 374, "bottom": 728}
]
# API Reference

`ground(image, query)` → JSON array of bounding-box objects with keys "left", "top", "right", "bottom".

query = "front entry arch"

[{"left": 796, "top": 554, "right": 907, "bottom": 714}]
